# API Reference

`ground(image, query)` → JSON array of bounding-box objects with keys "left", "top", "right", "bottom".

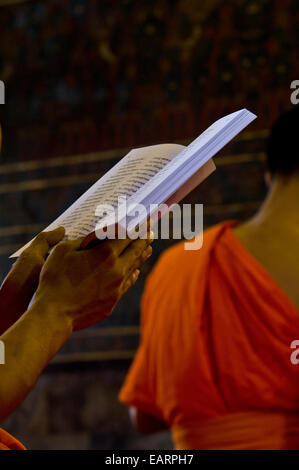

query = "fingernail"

[
  {"left": 150, "top": 230, "right": 155, "bottom": 239},
  {"left": 133, "top": 269, "right": 140, "bottom": 279},
  {"left": 144, "top": 246, "right": 152, "bottom": 257},
  {"left": 54, "top": 226, "right": 66, "bottom": 236}
]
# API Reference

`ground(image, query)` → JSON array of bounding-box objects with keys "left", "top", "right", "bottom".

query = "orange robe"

[
  {"left": 119, "top": 221, "right": 299, "bottom": 449},
  {"left": 0, "top": 428, "right": 25, "bottom": 450}
]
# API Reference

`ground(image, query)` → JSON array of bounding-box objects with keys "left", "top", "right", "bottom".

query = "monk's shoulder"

[
  {"left": 148, "top": 223, "right": 227, "bottom": 284},
  {"left": 160, "top": 223, "right": 226, "bottom": 262}
]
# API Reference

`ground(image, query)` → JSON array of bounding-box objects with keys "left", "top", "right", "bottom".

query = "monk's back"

[{"left": 120, "top": 221, "right": 299, "bottom": 449}]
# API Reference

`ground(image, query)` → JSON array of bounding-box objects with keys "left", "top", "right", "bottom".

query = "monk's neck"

[
  {"left": 248, "top": 174, "right": 299, "bottom": 234},
  {"left": 235, "top": 174, "right": 299, "bottom": 309}
]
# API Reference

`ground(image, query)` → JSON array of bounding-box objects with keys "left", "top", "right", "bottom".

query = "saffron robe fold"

[
  {"left": 119, "top": 221, "right": 299, "bottom": 449},
  {"left": 0, "top": 428, "right": 25, "bottom": 450}
]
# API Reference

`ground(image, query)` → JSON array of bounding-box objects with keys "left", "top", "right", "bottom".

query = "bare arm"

[
  {"left": 0, "top": 229, "right": 153, "bottom": 422},
  {"left": 0, "top": 299, "right": 72, "bottom": 421},
  {"left": 0, "top": 228, "right": 65, "bottom": 335}
]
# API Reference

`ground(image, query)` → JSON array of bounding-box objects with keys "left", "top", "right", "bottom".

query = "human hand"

[{"left": 33, "top": 232, "right": 153, "bottom": 331}]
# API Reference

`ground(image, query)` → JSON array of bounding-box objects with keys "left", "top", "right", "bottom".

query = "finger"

[
  {"left": 103, "top": 220, "right": 152, "bottom": 257},
  {"left": 96, "top": 223, "right": 154, "bottom": 257},
  {"left": 120, "top": 235, "right": 153, "bottom": 270},
  {"left": 123, "top": 245, "right": 152, "bottom": 282},
  {"left": 49, "top": 235, "right": 85, "bottom": 257},
  {"left": 100, "top": 236, "right": 133, "bottom": 257},
  {"left": 121, "top": 269, "right": 140, "bottom": 296},
  {"left": 89, "top": 230, "right": 146, "bottom": 259},
  {"left": 121, "top": 231, "right": 154, "bottom": 259},
  {"left": 25, "top": 227, "right": 66, "bottom": 259}
]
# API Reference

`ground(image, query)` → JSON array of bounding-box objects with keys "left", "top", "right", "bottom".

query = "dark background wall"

[{"left": 0, "top": 0, "right": 298, "bottom": 449}]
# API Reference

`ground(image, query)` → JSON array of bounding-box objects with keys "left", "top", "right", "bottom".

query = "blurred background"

[{"left": 0, "top": 0, "right": 298, "bottom": 450}]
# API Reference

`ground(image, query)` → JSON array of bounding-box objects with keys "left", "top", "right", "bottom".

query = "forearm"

[
  {"left": 0, "top": 265, "right": 39, "bottom": 335},
  {"left": 0, "top": 227, "right": 66, "bottom": 335},
  {"left": 0, "top": 301, "right": 72, "bottom": 422},
  {"left": 0, "top": 280, "right": 31, "bottom": 335}
]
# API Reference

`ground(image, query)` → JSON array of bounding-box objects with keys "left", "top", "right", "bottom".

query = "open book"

[{"left": 11, "top": 109, "right": 256, "bottom": 257}]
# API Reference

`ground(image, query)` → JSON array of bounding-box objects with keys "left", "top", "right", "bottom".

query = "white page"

[
  {"left": 123, "top": 109, "right": 251, "bottom": 209},
  {"left": 11, "top": 143, "right": 185, "bottom": 257}
]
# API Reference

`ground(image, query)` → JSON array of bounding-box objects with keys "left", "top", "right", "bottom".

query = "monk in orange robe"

[{"left": 119, "top": 107, "right": 299, "bottom": 449}]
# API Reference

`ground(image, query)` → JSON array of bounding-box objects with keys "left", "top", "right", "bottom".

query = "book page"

[
  {"left": 11, "top": 143, "right": 185, "bottom": 257},
  {"left": 61, "top": 144, "right": 185, "bottom": 239},
  {"left": 117, "top": 109, "right": 256, "bottom": 231},
  {"left": 122, "top": 110, "right": 247, "bottom": 210},
  {"left": 128, "top": 109, "right": 257, "bottom": 212}
]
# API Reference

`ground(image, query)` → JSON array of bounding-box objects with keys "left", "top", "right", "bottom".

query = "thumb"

[
  {"left": 49, "top": 235, "right": 85, "bottom": 257},
  {"left": 28, "top": 227, "right": 66, "bottom": 259}
]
